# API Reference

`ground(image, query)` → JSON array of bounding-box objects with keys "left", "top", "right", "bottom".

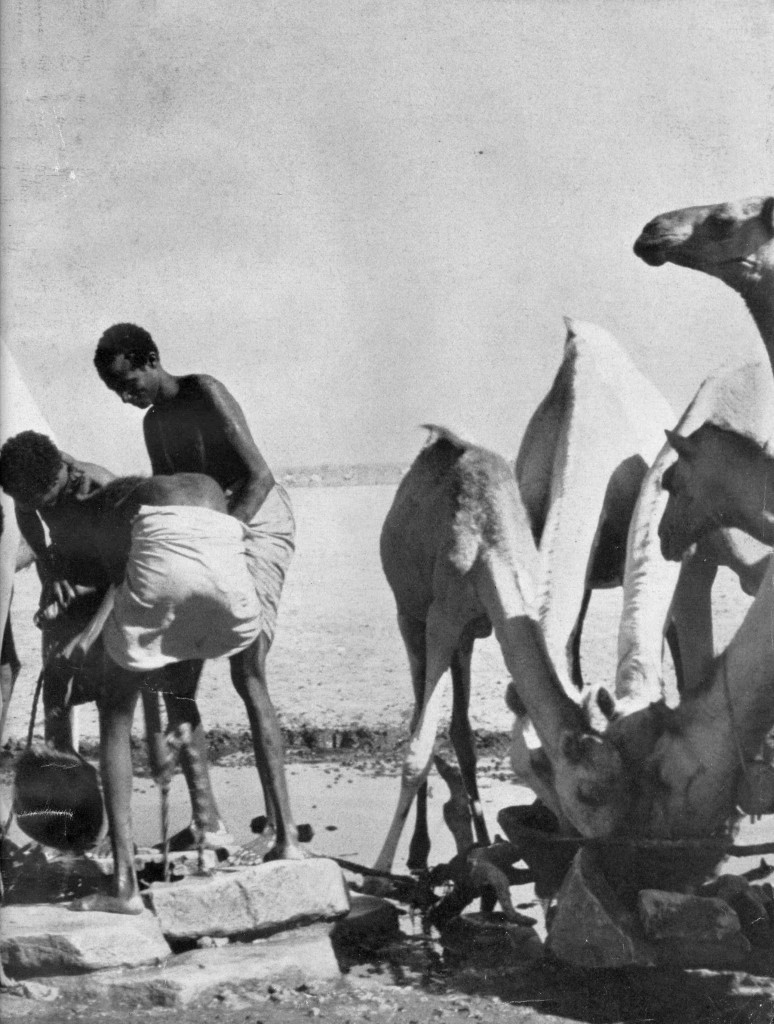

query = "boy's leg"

[
  {"left": 230, "top": 632, "right": 303, "bottom": 859},
  {"left": 158, "top": 661, "right": 231, "bottom": 845},
  {"left": 73, "top": 664, "right": 142, "bottom": 914}
]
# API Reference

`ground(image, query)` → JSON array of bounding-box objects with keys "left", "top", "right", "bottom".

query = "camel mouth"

[{"left": 632, "top": 237, "right": 668, "bottom": 266}]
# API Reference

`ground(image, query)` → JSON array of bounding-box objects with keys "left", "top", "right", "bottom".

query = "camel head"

[
  {"left": 634, "top": 196, "right": 774, "bottom": 285},
  {"left": 658, "top": 425, "right": 734, "bottom": 560}
]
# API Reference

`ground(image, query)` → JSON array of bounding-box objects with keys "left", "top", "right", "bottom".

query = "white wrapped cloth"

[
  {"left": 103, "top": 485, "right": 296, "bottom": 671},
  {"left": 103, "top": 505, "right": 259, "bottom": 671}
]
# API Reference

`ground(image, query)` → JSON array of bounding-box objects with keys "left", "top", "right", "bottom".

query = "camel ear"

[{"left": 664, "top": 429, "right": 694, "bottom": 459}]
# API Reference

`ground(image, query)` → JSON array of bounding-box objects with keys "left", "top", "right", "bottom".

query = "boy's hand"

[{"left": 36, "top": 578, "right": 78, "bottom": 624}]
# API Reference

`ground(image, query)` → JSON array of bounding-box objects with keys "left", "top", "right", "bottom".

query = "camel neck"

[
  {"left": 728, "top": 443, "right": 774, "bottom": 547},
  {"left": 742, "top": 284, "right": 774, "bottom": 369}
]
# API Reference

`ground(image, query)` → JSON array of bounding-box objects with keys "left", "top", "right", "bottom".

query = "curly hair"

[
  {"left": 94, "top": 323, "right": 159, "bottom": 377},
  {"left": 0, "top": 431, "right": 62, "bottom": 502}
]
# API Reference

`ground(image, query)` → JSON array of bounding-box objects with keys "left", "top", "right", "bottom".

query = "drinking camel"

[
  {"left": 374, "top": 426, "right": 630, "bottom": 882},
  {"left": 634, "top": 195, "right": 774, "bottom": 369}
]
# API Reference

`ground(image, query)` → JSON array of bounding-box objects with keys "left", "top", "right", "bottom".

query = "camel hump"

[{"left": 677, "top": 358, "right": 774, "bottom": 450}]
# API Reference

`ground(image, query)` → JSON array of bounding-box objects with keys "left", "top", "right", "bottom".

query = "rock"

[
  {"left": 0, "top": 904, "right": 170, "bottom": 977},
  {"left": 331, "top": 893, "right": 400, "bottom": 952},
  {"left": 700, "top": 875, "right": 774, "bottom": 948},
  {"left": 546, "top": 849, "right": 657, "bottom": 968},
  {"left": 438, "top": 912, "right": 542, "bottom": 964},
  {"left": 638, "top": 889, "right": 752, "bottom": 968},
  {"left": 143, "top": 857, "right": 350, "bottom": 941},
  {"left": 52, "top": 924, "right": 340, "bottom": 1007}
]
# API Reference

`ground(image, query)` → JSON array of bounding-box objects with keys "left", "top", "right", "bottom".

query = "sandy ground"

[{"left": 3, "top": 484, "right": 770, "bottom": 1024}]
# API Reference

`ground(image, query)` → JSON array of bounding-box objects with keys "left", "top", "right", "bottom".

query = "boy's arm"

[
  {"left": 65, "top": 456, "right": 116, "bottom": 491},
  {"left": 15, "top": 506, "right": 48, "bottom": 575},
  {"left": 143, "top": 413, "right": 174, "bottom": 476},
  {"left": 199, "top": 377, "right": 275, "bottom": 522}
]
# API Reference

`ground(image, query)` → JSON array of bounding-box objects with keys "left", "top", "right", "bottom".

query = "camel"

[
  {"left": 0, "top": 343, "right": 58, "bottom": 743},
  {"left": 515, "top": 318, "right": 677, "bottom": 694},
  {"left": 613, "top": 357, "right": 773, "bottom": 715},
  {"left": 634, "top": 195, "right": 774, "bottom": 370},
  {"left": 660, "top": 423, "right": 774, "bottom": 556},
  {"left": 386, "top": 317, "right": 692, "bottom": 870},
  {"left": 373, "top": 426, "right": 630, "bottom": 882},
  {"left": 587, "top": 549, "right": 774, "bottom": 902}
]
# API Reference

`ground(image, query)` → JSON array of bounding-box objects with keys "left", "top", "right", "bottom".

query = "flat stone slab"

[
  {"left": 547, "top": 849, "right": 657, "bottom": 969},
  {"left": 52, "top": 923, "right": 340, "bottom": 1007},
  {"left": 0, "top": 904, "right": 170, "bottom": 977},
  {"left": 331, "top": 893, "right": 400, "bottom": 952},
  {"left": 639, "top": 888, "right": 751, "bottom": 969},
  {"left": 143, "top": 857, "right": 351, "bottom": 941}
]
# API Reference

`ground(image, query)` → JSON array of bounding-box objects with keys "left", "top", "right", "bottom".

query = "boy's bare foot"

[{"left": 69, "top": 892, "right": 145, "bottom": 915}]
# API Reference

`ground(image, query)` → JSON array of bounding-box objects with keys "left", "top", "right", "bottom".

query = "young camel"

[
  {"left": 634, "top": 195, "right": 774, "bottom": 369},
  {"left": 373, "top": 427, "right": 630, "bottom": 882},
  {"left": 660, "top": 423, "right": 774, "bottom": 556}
]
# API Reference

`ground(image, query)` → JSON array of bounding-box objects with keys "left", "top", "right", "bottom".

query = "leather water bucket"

[{"left": 13, "top": 744, "right": 105, "bottom": 852}]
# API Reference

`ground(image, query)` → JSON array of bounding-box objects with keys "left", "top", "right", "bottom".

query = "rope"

[
  {"left": 161, "top": 778, "right": 172, "bottom": 882},
  {"left": 24, "top": 667, "right": 46, "bottom": 750}
]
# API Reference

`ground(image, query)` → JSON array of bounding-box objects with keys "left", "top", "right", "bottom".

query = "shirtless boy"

[
  {"left": 94, "top": 323, "right": 303, "bottom": 861},
  {"left": 1, "top": 432, "right": 264, "bottom": 913},
  {"left": 0, "top": 431, "right": 230, "bottom": 841},
  {"left": 0, "top": 435, "right": 114, "bottom": 747}
]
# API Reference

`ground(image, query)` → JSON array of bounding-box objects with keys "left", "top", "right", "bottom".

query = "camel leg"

[
  {"left": 72, "top": 665, "right": 143, "bottom": 914},
  {"left": 230, "top": 632, "right": 303, "bottom": 860},
  {"left": 396, "top": 612, "right": 433, "bottom": 871},
  {"left": 568, "top": 587, "right": 592, "bottom": 691},
  {"left": 371, "top": 605, "right": 460, "bottom": 877},
  {"left": 670, "top": 552, "right": 716, "bottom": 696},
  {"left": 664, "top": 619, "right": 684, "bottom": 694},
  {"left": 449, "top": 635, "right": 490, "bottom": 848}
]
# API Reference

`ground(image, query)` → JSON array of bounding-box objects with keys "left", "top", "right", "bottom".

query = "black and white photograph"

[{"left": 1, "top": 2, "right": 773, "bottom": 1021}]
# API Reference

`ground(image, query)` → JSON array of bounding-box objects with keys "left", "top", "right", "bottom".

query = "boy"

[
  {"left": 0, "top": 432, "right": 232, "bottom": 845},
  {"left": 94, "top": 324, "right": 303, "bottom": 860}
]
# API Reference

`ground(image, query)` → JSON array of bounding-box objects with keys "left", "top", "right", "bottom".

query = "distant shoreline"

[{"left": 277, "top": 462, "right": 407, "bottom": 488}]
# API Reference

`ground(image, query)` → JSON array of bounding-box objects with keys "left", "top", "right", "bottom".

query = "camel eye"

[{"left": 706, "top": 214, "right": 735, "bottom": 238}]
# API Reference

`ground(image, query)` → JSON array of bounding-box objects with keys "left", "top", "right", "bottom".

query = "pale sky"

[{"left": 1, "top": 0, "right": 772, "bottom": 474}]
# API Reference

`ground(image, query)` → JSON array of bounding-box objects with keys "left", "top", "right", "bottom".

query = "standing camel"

[
  {"left": 516, "top": 317, "right": 676, "bottom": 693},
  {"left": 374, "top": 426, "right": 629, "bottom": 881},
  {"left": 634, "top": 195, "right": 774, "bottom": 369}
]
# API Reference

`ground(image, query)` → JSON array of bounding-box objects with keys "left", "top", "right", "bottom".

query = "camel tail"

[{"left": 419, "top": 423, "right": 478, "bottom": 451}]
